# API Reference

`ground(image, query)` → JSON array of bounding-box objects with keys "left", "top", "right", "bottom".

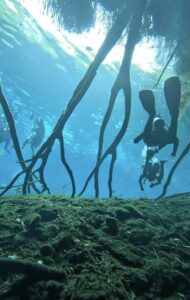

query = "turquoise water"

[{"left": 0, "top": 0, "right": 189, "bottom": 199}]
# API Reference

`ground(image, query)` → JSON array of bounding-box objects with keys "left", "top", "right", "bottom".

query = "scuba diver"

[
  {"left": 139, "top": 149, "right": 167, "bottom": 191},
  {"left": 134, "top": 77, "right": 181, "bottom": 157},
  {"left": 0, "top": 123, "right": 11, "bottom": 152},
  {"left": 22, "top": 117, "right": 45, "bottom": 156},
  {"left": 0, "top": 114, "right": 11, "bottom": 153}
]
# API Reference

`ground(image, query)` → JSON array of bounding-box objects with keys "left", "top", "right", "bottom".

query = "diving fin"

[
  {"left": 139, "top": 90, "right": 156, "bottom": 115},
  {"left": 164, "top": 76, "right": 181, "bottom": 120}
]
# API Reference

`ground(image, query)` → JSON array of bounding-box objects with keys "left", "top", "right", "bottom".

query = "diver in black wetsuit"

[
  {"left": 22, "top": 118, "right": 45, "bottom": 156},
  {"left": 134, "top": 114, "right": 179, "bottom": 156},
  {"left": 134, "top": 76, "right": 181, "bottom": 157},
  {"left": 0, "top": 123, "right": 11, "bottom": 151},
  {"left": 0, "top": 114, "right": 11, "bottom": 152},
  {"left": 139, "top": 149, "right": 167, "bottom": 191}
]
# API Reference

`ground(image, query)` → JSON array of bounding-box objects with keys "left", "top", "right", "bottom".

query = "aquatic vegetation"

[
  {"left": 1, "top": 193, "right": 190, "bottom": 298},
  {"left": 1, "top": 0, "right": 190, "bottom": 198}
]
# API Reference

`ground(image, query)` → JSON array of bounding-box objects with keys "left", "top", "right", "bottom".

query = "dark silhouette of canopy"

[{"left": 44, "top": 0, "right": 190, "bottom": 74}]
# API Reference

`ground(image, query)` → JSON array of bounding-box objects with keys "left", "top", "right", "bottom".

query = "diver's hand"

[
  {"left": 134, "top": 133, "right": 144, "bottom": 144},
  {"left": 134, "top": 136, "right": 142, "bottom": 144}
]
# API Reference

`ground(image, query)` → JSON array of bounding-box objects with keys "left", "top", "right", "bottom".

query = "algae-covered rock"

[
  {"left": 122, "top": 204, "right": 144, "bottom": 218},
  {"left": 115, "top": 208, "right": 130, "bottom": 222},
  {"left": 14, "top": 233, "right": 26, "bottom": 244},
  {"left": 39, "top": 208, "right": 58, "bottom": 222},
  {"left": 1, "top": 194, "right": 190, "bottom": 299},
  {"left": 88, "top": 215, "right": 104, "bottom": 229},
  {"left": 25, "top": 213, "right": 41, "bottom": 232},
  {"left": 54, "top": 235, "right": 76, "bottom": 251},
  {"left": 40, "top": 245, "right": 53, "bottom": 257},
  {"left": 128, "top": 228, "right": 154, "bottom": 245},
  {"left": 67, "top": 250, "right": 88, "bottom": 264},
  {"left": 104, "top": 217, "right": 118, "bottom": 235},
  {"left": 46, "top": 280, "right": 63, "bottom": 298}
]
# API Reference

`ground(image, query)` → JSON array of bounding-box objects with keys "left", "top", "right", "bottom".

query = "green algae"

[{"left": 0, "top": 194, "right": 190, "bottom": 299}]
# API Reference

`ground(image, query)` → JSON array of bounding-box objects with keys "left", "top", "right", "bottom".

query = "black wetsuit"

[
  {"left": 22, "top": 119, "right": 45, "bottom": 156},
  {"left": 0, "top": 125, "right": 11, "bottom": 150},
  {"left": 134, "top": 76, "right": 181, "bottom": 156},
  {"left": 139, "top": 159, "right": 166, "bottom": 191},
  {"left": 134, "top": 114, "right": 179, "bottom": 156}
]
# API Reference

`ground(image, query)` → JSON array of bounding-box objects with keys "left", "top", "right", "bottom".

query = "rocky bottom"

[{"left": 0, "top": 193, "right": 190, "bottom": 299}]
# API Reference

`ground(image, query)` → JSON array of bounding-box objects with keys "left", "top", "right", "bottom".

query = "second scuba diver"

[{"left": 22, "top": 117, "right": 45, "bottom": 156}]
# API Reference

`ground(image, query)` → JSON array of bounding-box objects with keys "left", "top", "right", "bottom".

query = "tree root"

[
  {"left": 157, "top": 141, "right": 190, "bottom": 199},
  {"left": 81, "top": 1, "right": 147, "bottom": 197}
]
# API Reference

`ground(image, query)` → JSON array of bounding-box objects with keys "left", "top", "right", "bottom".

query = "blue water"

[{"left": 0, "top": 1, "right": 189, "bottom": 199}]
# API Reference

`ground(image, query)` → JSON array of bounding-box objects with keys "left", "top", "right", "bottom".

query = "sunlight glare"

[
  {"left": 4, "top": 0, "right": 18, "bottom": 13},
  {"left": 18, "top": 0, "right": 157, "bottom": 73}
]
